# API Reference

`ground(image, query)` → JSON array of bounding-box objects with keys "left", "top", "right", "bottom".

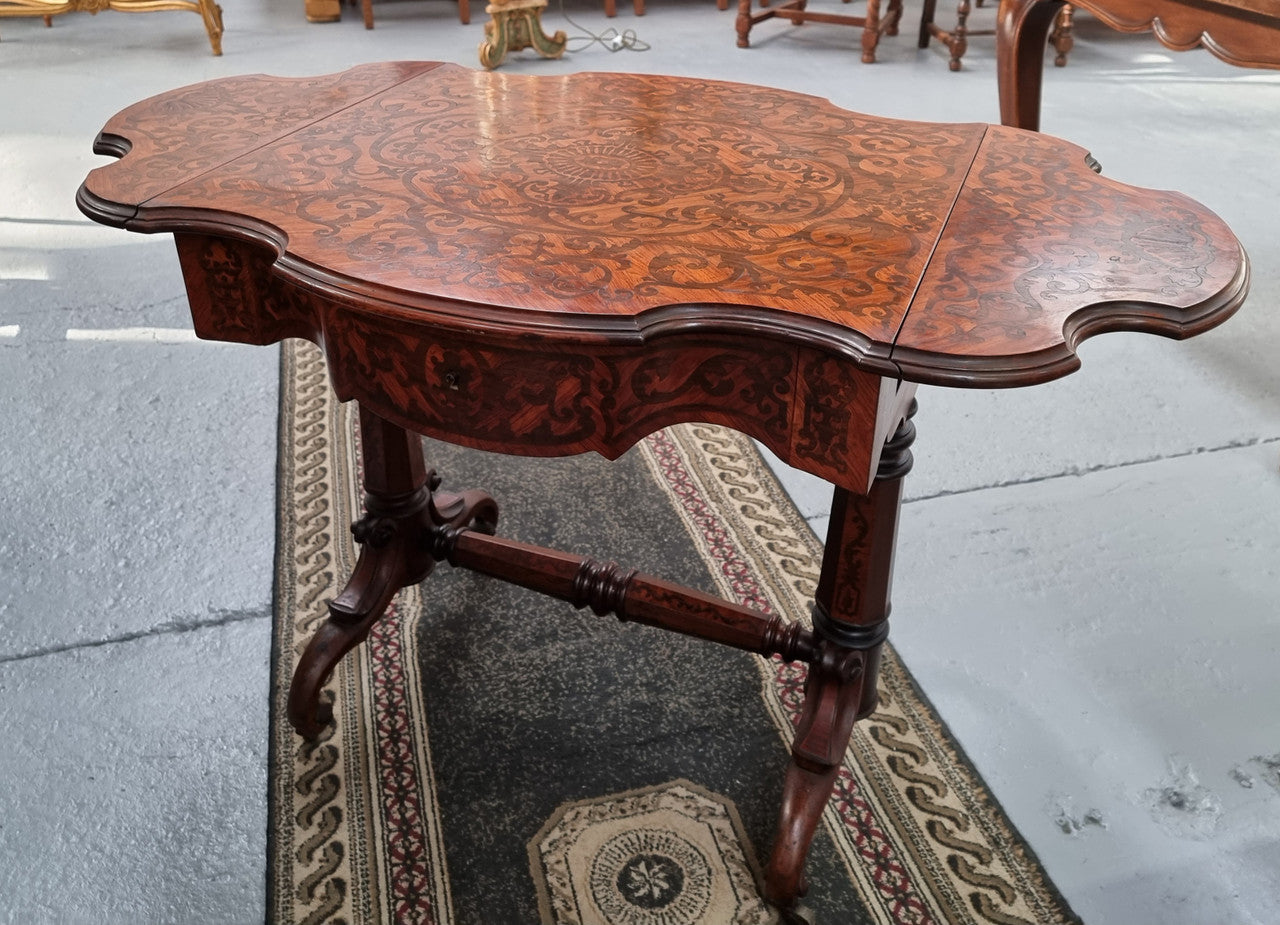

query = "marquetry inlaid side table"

[{"left": 77, "top": 62, "right": 1248, "bottom": 919}]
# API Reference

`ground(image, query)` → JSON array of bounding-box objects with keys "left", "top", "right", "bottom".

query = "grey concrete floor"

[{"left": 0, "top": 2, "right": 1276, "bottom": 922}]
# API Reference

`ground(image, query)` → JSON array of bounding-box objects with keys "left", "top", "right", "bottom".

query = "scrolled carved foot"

[
  {"left": 289, "top": 647, "right": 340, "bottom": 740},
  {"left": 289, "top": 597, "right": 397, "bottom": 739},
  {"left": 764, "top": 635, "right": 870, "bottom": 911},
  {"left": 288, "top": 468, "right": 500, "bottom": 741},
  {"left": 765, "top": 761, "right": 840, "bottom": 908}
]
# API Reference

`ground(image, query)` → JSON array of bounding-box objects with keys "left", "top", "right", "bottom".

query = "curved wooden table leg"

[
  {"left": 288, "top": 405, "right": 499, "bottom": 739},
  {"left": 765, "top": 401, "right": 917, "bottom": 913},
  {"left": 996, "top": 0, "right": 1067, "bottom": 129}
]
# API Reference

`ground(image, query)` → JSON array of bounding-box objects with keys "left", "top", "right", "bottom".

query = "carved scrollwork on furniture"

[{"left": 0, "top": 0, "right": 225, "bottom": 55}]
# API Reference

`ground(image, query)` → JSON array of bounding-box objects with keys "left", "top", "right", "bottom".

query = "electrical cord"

[{"left": 556, "top": 0, "right": 652, "bottom": 53}]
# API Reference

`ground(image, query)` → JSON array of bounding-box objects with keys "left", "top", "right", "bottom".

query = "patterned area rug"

[{"left": 269, "top": 339, "right": 1080, "bottom": 925}]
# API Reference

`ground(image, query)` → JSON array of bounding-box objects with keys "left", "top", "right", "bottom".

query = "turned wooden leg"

[
  {"left": 288, "top": 405, "right": 498, "bottom": 739},
  {"left": 736, "top": 0, "right": 754, "bottom": 47},
  {"left": 950, "top": 0, "right": 971, "bottom": 70},
  {"left": 860, "top": 0, "right": 882, "bottom": 61},
  {"left": 764, "top": 401, "right": 917, "bottom": 913}
]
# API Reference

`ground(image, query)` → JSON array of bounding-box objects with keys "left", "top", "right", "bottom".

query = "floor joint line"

[
  {"left": 0, "top": 609, "right": 268, "bottom": 666},
  {"left": 905, "top": 435, "right": 1280, "bottom": 504}
]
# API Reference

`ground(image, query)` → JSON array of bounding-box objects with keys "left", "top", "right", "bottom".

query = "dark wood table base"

[
  {"left": 288, "top": 401, "right": 917, "bottom": 914},
  {"left": 478, "top": 0, "right": 567, "bottom": 69}
]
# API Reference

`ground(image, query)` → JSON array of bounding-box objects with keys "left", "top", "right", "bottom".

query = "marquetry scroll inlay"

[
  {"left": 92, "top": 65, "right": 985, "bottom": 340},
  {"left": 892, "top": 125, "right": 1246, "bottom": 381},
  {"left": 81, "top": 61, "right": 1248, "bottom": 397},
  {"left": 84, "top": 63, "right": 444, "bottom": 212}
]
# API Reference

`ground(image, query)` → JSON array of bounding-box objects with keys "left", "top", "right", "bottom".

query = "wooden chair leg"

[
  {"left": 885, "top": 0, "right": 901, "bottom": 35},
  {"left": 362, "top": 0, "right": 374, "bottom": 28},
  {"left": 1049, "top": 2, "right": 1073, "bottom": 65},
  {"left": 918, "top": 0, "right": 936, "bottom": 47},
  {"left": 764, "top": 402, "right": 917, "bottom": 913},
  {"left": 948, "top": 0, "right": 971, "bottom": 70},
  {"left": 735, "top": 0, "right": 753, "bottom": 46},
  {"left": 860, "top": 0, "right": 882, "bottom": 61}
]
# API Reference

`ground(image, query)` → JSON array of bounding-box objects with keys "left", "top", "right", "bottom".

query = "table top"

[{"left": 78, "top": 62, "right": 1248, "bottom": 388}]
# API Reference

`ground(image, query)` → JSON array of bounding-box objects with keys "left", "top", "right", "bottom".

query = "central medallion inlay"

[{"left": 545, "top": 142, "right": 663, "bottom": 182}]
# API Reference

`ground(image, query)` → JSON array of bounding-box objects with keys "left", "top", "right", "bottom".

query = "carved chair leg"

[
  {"left": 884, "top": 0, "right": 902, "bottom": 36},
  {"left": 1049, "top": 2, "right": 1074, "bottom": 66},
  {"left": 860, "top": 0, "right": 883, "bottom": 61},
  {"left": 764, "top": 400, "right": 917, "bottom": 912},
  {"left": 288, "top": 405, "right": 498, "bottom": 739},
  {"left": 918, "top": 0, "right": 937, "bottom": 47},
  {"left": 736, "top": 0, "right": 754, "bottom": 47},
  {"left": 949, "top": 0, "right": 971, "bottom": 70}
]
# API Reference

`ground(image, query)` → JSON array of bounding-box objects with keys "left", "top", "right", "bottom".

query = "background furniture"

[
  {"left": 736, "top": 0, "right": 903, "bottom": 62},
  {"left": 920, "top": 0, "right": 1072, "bottom": 69},
  {"left": 79, "top": 62, "right": 1247, "bottom": 919},
  {"left": 997, "top": 0, "right": 1280, "bottom": 129},
  {"left": 479, "top": 0, "right": 565, "bottom": 66},
  {"left": 354, "top": 0, "right": 470, "bottom": 29},
  {"left": 0, "top": 0, "right": 222, "bottom": 52},
  {"left": 603, "top": 0, "right": 645, "bottom": 16}
]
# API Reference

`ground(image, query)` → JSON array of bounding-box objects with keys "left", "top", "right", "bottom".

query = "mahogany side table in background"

[
  {"left": 77, "top": 62, "right": 1248, "bottom": 918},
  {"left": 996, "top": 0, "right": 1280, "bottom": 130}
]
